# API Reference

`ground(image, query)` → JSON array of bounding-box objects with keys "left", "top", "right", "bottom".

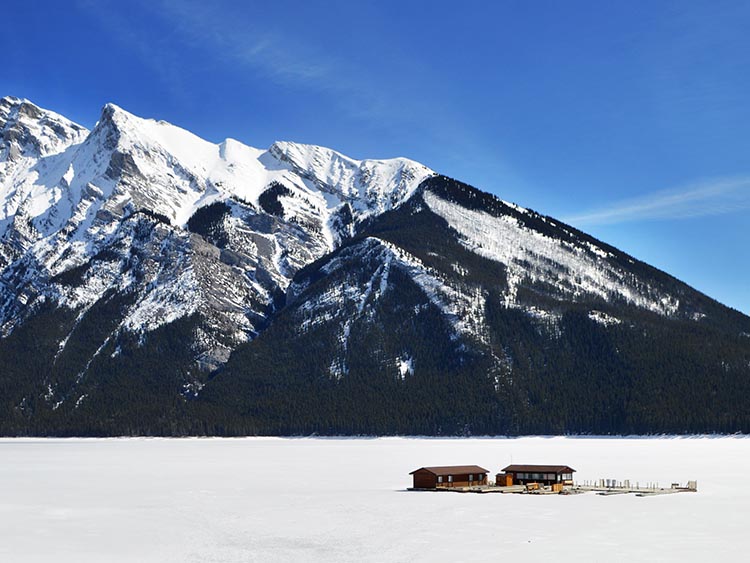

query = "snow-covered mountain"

[
  {"left": 0, "top": 96, "right": 432, "bottom": 372},
  {"left": 1, "top": 96, "right": 749, "bottom": 436}
]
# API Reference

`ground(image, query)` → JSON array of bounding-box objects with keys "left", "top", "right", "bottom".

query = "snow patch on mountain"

[
  {"left": 589, "top": 310, "right": 622, "bottom": 326},
  {"left": 424, "top": 190, "right": 679, "bottom": 316},
  {"left": 376, "top": 238, "right": 488, "bottom": 342},
  {"left": 293, "top": 237, "right": 489, "bottom": 348},
  {"left": 397, "top": 355, "right": 414, "bottom": 379}
]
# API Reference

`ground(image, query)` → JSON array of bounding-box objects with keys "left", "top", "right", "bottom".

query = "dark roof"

[
  {"left": 410, "top": 465, "right": 489, "bottom": 476},
  {"left": 501, "top": 464, "right": 576, "bottom": 474}
]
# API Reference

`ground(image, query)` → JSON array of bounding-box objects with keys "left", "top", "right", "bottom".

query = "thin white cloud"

[
  {"left": 76, "top": 0, "right": 413, "bottom": 137},
  {"left": 564, "top": 176, "right": 750, "bottom": 226},
  {"left": 76, "top": 0, "right": 353, "bottom": 98},
  {"left": 186, "top": 21, "right": 323, "bottom": 81},
  {"left": 75, "top": 0, "right": 516, "bottom": 183},
  {"left": 137, "top": 0, "right": 381, "bottom": 112}
]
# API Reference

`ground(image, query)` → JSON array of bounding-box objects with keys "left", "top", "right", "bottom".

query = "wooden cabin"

[
  {"left": 410, "top": 465, "right": 489, "bottom": 489},
  {"left": 498, "top": 464, "right": 575, "bottom": 487}
]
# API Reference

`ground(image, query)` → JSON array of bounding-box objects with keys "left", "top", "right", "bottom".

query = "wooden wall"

[
  {"left": 495, "top": 473, "right": 513, "bottom": 486},
  {"left": 412, "top": 470, "right": 437, "bottom": 489},
  {"left": 412, "top": 471, "right": 488, "bottom": 488}
]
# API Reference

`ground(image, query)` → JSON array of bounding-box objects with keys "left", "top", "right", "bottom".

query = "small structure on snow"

[
  {"left": 410, "top": 465, "right": 489, "bottom": 489},
  {"left": 498, "top": 464, "right": 576, "bottom": 487}
]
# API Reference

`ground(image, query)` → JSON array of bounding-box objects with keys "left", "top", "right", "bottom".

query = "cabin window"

[
  {"left": 469, "top": 474, "right": 474, "bottom": 482},
  {"left": 438, "top": 476, "right": 443, "bottom": 483},
  {"left": 448, "top": 475, "right": 453, "bottom": 483}
]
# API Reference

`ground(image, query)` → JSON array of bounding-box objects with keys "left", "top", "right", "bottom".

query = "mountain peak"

[
  {"left": 1, "top": 95, "right": 30, "bottom": 109},
  {"left": 97, "top": 102, "right": 150, "bottom": 129},
  {"left": 267, "top": 139, "right": 433, "bottom": 215},
  {"left": 1, "top": 96, "right": 88, "bottom": 161},
  {"left": 99, "top": 101, "right": 125, "bottom": 122},
  {"left": 0, "top": 96, "right": 38, "bottom": 114},
  {"left": 93, "top": 102, "right": 144, "bottom": 139},
  {"left": 1, "top": 96, "right": 86, "bottom": 131}
]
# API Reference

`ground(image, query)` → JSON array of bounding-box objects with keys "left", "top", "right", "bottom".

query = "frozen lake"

[{"left": 1, "top": 436, "right": 748, "bottom": 562}]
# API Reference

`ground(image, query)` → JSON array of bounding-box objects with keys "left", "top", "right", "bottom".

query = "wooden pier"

[
  {"left": 408, "top": 479, "right": 697, "bottom": 496},
  {"left": 572, "top": 479, "right": 698, "bottom": 496},
  {"left": 408, "top": 484, "right": 527, "bottom": 494}
]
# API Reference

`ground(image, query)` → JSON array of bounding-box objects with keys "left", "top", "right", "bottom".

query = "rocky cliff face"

[{"left": 0, "top": 97, "right": 432, "bottom": 377}]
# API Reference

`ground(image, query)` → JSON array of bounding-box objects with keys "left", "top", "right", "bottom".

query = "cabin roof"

[
  {"left": 501, "top": 464, "right": 576, "bottom": 474},
  {"left": 410, "top": 465, "right": 489, "bottom": 476}
]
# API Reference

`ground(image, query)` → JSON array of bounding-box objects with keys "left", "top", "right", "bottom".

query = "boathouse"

[
  {"left": 499, "top": 464, "right": 576, "bottom": 486},
  {"left": 410, "top": 465, "right": 489, "bottom": 489}
]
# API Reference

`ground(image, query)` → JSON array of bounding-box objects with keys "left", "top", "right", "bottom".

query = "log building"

[
  {"left": 498, "top": 464, "right": 575, "bottom": 486},
  {"left": 410, "top": 465, "right": 489, "bottom": 489}
]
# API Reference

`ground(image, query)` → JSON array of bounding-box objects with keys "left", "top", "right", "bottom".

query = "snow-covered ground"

[{"left": 1, "top": 436, "right": 748, "bottom": 562}]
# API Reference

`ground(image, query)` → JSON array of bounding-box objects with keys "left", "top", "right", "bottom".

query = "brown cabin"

[
  {"left": 498, "top": 464, "right": 576, "bottom": 487},
  {"left": 410, "top": 465, "right": 489, "bottom": 489}
]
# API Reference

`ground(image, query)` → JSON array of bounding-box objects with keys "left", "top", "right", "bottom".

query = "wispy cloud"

[
  {"left": 79, "top": 0, "right": 386, "bottom": 123},
  {"left": 74, "top": 0, "right": 510, "bottom": 175},
  {"left": 564, "top": 176, "right": 750, "bottom": 226},
  {"left": 151, "top": 0, "right": 337, "bottom": 87}
]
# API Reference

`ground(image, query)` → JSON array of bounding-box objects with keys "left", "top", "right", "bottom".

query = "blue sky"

[{"left": 3, "top": 0, "right": 749, "bottom": 312}]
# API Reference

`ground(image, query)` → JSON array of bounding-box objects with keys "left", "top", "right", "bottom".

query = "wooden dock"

[
  {"left": 407, "top": 479, "right": 697, "bottom": 496},
  {"left": 408, "top": 485, "right": 527, "bottom": 494},
  {"left": 573, "top": 479, "right": 698, "bottom": 496}
]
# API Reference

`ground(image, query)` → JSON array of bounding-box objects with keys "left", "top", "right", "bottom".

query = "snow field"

[
  {"left": 424, "top": 190, "right": 680, "bottom": 316},
  {"left": 1, "top": 436, "right": 748, "bottom": 562}
]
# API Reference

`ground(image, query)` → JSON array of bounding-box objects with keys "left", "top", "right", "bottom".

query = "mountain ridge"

[{"left": 0, "top": 96, "right": 433, "bottom": 367}]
